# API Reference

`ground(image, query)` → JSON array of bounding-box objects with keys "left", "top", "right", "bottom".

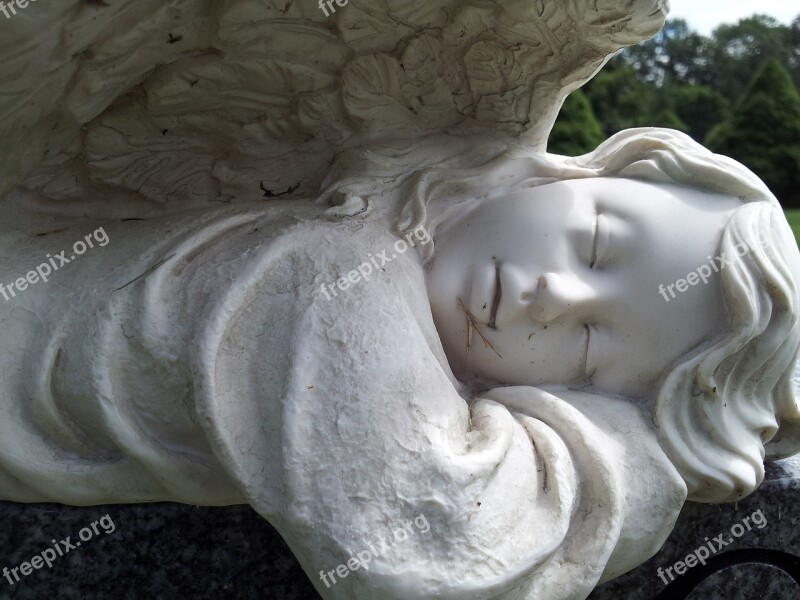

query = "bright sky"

[{"left": 668, "top": 0, "right": 798, "bottom": 35}]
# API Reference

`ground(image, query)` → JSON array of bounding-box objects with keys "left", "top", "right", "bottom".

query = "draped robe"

[{"left": 0, "top": 201, "right": 686, "bottom": 599}]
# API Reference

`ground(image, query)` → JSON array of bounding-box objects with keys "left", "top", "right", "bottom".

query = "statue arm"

[{"left": 192, "top": 222, "right": 684, "bottom": 599}]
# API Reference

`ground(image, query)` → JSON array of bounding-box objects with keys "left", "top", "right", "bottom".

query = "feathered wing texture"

[{"left": 0, "top": 0, "right": 667, "bottom": 210}]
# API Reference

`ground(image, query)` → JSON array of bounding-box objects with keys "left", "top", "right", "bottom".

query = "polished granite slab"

[{"left": 1, "top": 456, "right": 797, "bottom": 600}]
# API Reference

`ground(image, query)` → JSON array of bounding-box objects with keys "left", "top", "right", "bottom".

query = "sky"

[{"left": 668, "top": 0, "right": 798, "bottom": 35}]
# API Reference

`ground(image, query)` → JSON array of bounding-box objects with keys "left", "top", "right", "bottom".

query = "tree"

[
  {"left": 791, "top": 15, "right": 800, "bottom": 87},
  {"left": 672, "top": 85, "right": 729, "bottom": 141},
  {"left": 705, "top": 15, "right": 794, "bottom": 100},
  {"left": 548, "top": 90, "right": 605, "bottom": 156},
  {"left": 707, "top": 59, "right": 800, "bottom": 207},
  {"left": 648, "top": 108, "right": 688, "bottom": 132},
  {"left": 583, "top": 58, "right": 655, "bottom": 136},
  {"left": 623, "top": 19, "right": 709, "bottom": 86},
  {"left": 619, "top": 14, "right": 797, "bottom": 103}
]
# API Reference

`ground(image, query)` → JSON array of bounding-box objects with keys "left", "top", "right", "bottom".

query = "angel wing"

[{"left": 0, "top": 0, "right": 667, "bottom": 213}]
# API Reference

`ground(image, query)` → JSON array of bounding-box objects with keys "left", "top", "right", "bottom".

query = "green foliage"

[
  {"left": 706, "top": 15, "right": 796, "bottom": 99},
  {"left": 649, "top": 109, "right": 689, "bottom": 132},
  {"left": 548, "top": 90, "right": 605, "bottom": 156},
  {"left": 707, "top": 59, "right": 800, "bottom": 206},
  {"left": 583, "top": 59, "right": 653, "bottom": 136},
  {"left": 791, "top": 16, "right": 800, "bottom": 88},
  {"left": 672, "top": 86, "right": 729, "bottom": 141},
  {"left": 783, "top": 209, "right": 800, "bottom": 246},
  {"left": 583, "top": 61, "right": 727, "bottom": 142},
  {"left": 550, "top": 13, "right": 800, "bottom": 206},
  {"left": 624, "top": 19, "right": 709, "bottom": 85}
]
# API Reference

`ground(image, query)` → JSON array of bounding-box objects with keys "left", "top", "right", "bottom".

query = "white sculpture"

[{"left": 1, "top": 1, "right": 799, "bottom": 599}]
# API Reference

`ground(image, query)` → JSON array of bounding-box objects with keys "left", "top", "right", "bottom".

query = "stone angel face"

[{"left": 426, "top": 177, "right": 740, "bottom": 399}]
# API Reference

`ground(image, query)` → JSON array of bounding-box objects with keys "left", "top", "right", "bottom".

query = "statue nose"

[{"left": 525, "top": 273, "right": 597, "bottom": 323}]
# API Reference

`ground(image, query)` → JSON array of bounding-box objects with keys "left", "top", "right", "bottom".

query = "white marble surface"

[{"left": 2, "top": 2, "right": 800, "bottom": 600}]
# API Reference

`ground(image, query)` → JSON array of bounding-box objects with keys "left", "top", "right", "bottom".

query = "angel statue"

[{"left": 0, "top": 1, "right": 798, "bottom": 599}]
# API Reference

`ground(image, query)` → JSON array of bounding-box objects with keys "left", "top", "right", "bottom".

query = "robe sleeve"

[{"left": 191, "top": 220, "right": 687, "bottom": 600}]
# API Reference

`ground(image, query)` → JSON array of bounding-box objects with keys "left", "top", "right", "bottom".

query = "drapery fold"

[{"left": 0, "top": 208, "right": 686, "bottom": 598}]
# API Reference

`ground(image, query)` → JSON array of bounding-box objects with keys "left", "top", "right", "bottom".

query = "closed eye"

[
  {"left": 582, "top": 323, "right": 597, "bottom": 379},
  {"left": 581, "top": 323, "right": 591, "bottom": 377},
  {"left": 488, "top": 261, "right": 502, "bottom": 329}
]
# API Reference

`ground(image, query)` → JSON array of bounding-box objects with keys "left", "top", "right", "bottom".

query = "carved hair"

[{"left": 566, "top": 130, "right": 800, "bottom": 503}]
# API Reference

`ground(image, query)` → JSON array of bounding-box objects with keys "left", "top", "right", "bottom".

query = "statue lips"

[
  {"left": 488, "top": 263, "right": 503, "bottom": 330},
  {"left": 468, "top": 262, "right": 499, "bottom": 326}
]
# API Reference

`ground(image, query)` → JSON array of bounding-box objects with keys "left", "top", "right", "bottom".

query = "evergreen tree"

[
  {"left": 548, "top": 90, "right": 605, "bottom": 156},
  {"left": 649, "top": 109, "right": 689, "bottom": 132},
  {"left": 672, "top": 85, "right": 729, "bottom": 141},
  {"left": 584, "top": 58, "right": 654, "bottom": 136},
  {"left": 706, "top": 16, "right": 795, "bottom": 101},
  {"left": 707, "top": 58, "right": 800, "bottom": 207}
]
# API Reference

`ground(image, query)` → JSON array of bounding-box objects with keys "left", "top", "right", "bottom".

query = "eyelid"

[
  {"left": 590, "top": 213, "right": 609, "bottom": 269},
  {"left": 582, "top": 323, "right": 597, "bottom": 379},
  {"left": 581, "top": 323, "right": 590, "bottom": 375}
]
